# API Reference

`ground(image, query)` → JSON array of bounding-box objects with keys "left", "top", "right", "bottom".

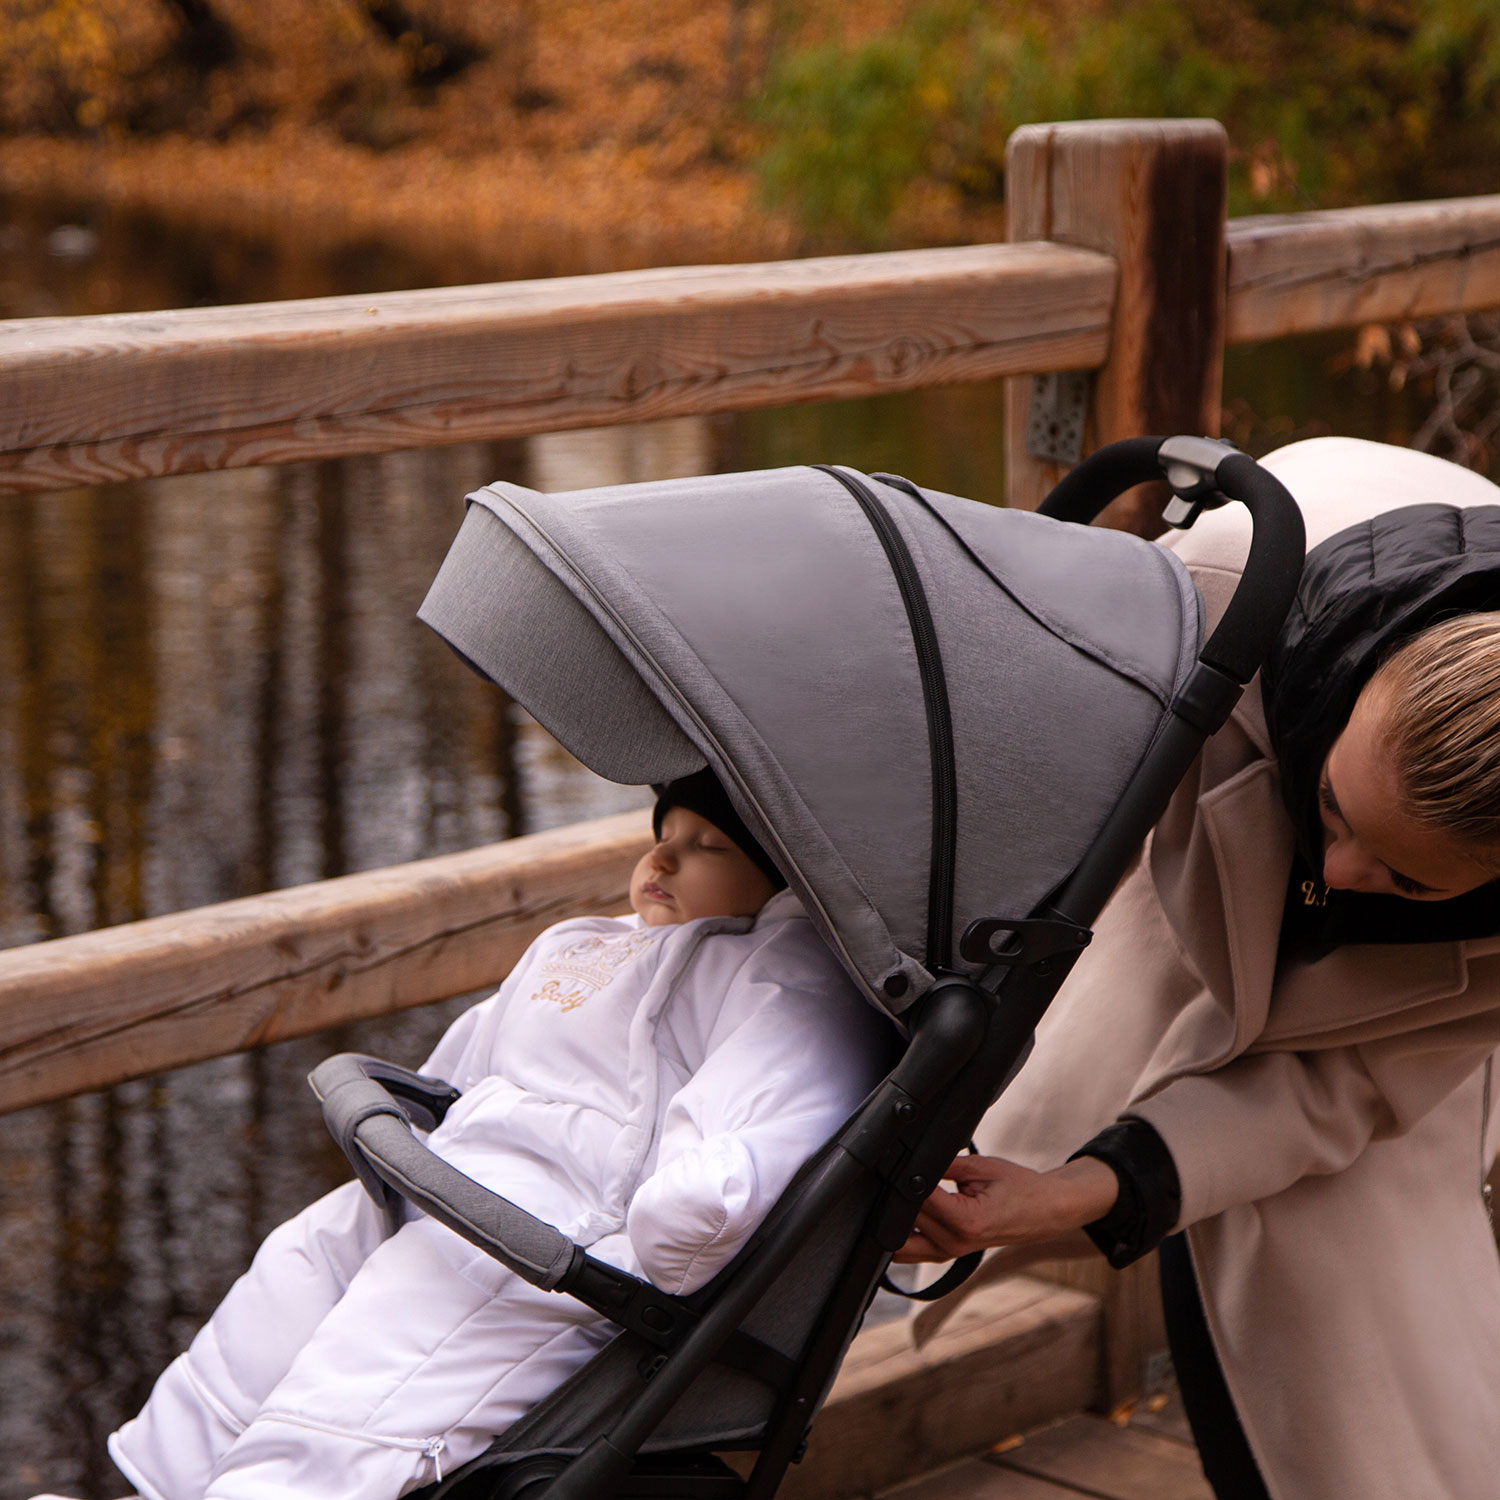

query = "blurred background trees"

[
  {"left": 3, "top": 2, "right": 1500, "bottom": 465},
  {"left": 0, "top": 0, "right": 507, "bottom": 146},
  {"left": 754, "top": 0, "right": 1500, "bottom": 243},
  {"left": 5, "top": 1, "right": 1499, "bottom": 244}
]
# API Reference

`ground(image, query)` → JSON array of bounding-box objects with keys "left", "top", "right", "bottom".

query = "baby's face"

[{"left": 630, "top": 807, "right": 777, "bottom": 927}]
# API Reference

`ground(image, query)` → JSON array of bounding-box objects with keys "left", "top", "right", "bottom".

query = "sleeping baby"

[{"left": 82, "top": 769, "right": 886, "bottom": 1500}]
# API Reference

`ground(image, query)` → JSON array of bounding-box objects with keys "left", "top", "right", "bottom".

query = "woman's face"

[{"left": 1318, "top": 685, "right": 1494, "bottom": 900}]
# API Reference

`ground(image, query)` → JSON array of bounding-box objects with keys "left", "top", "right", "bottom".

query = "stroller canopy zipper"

[{"left": 812, "top": 466, "right": 958, "bottom": 975}]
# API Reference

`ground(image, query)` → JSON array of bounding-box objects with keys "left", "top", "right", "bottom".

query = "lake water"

[{"left": 0, "top": 195, "right": 1433, "bottom": 1496}]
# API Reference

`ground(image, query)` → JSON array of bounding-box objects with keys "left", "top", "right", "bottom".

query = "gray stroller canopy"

[{"left": 419, "top": 465, "right": 1202, "bottom": 1016}]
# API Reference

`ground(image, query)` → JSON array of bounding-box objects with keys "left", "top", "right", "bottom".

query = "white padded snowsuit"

[{"left": 108, "top": 892, "right": 886, "bottom": 1500}]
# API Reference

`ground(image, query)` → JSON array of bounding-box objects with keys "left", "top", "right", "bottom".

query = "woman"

[{"left": 899, "top": 437, "right": 1500, "bottom": 1500}]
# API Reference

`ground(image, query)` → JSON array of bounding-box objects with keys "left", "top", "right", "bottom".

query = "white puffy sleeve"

[
  {"left": 417, "top": 999, "right": 492, "bottom": 1082},
  {"left": 625, "top": 929, "right": 888, "bottom": 1295}
]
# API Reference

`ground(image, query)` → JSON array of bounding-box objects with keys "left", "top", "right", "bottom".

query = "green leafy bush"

[{"left": 753, "top": 0, "right": 1500, "bottom": 244}]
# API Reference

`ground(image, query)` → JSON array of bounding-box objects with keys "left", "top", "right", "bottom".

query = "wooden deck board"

[
  {"left": 881, "top": 1457, "right": 1081, "bottom": 1499},
  {"left": 780, "top": 1277, "right": 1101, "bottom": 1500},
  {"left": 872, "top": 1405, "right": 1214, "bottom": 1500},
  {"left": 1126, "top": 1391, "right": 1196, "bottom": 1448},
  {"left": 806, "top": 1379, "right": 1214, "bottom": 1500},
  {"left": 988, "top": 1414, "right": 1213, "bottom": 1500}
]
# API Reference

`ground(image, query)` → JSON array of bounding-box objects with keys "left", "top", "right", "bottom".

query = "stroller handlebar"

[
  {"left": 1039, "top": 435, "right": 1306, "bottom": 686},
  {"left": 1036, "top": 436, "right": 1306, "bottom": 928}
]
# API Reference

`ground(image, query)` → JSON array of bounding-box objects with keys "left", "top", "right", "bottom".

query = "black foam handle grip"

[
  {"left": 1037, "top": 438, "right": 1306, "bottom": 686},
  {"left": 1037, "top": 436, "right": 1164, "bottom": 524},
  {"left": 1198, "top": 451, "right": 1305, "bottom": 684}
]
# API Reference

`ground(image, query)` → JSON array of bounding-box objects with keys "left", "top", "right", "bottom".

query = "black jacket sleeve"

[{"left": 1068, "top": 1116, "right": 1182, "bottom": 1269}]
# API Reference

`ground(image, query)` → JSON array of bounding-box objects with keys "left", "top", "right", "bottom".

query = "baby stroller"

[{"left": 309, "top": 436, "right": 1304, "bottom": 1500}]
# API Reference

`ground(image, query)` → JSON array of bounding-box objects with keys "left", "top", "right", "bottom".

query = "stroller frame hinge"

[
  {"left": 562, "top": 1257, "right": 797, "bottom": 1391},
  {"left": 560, "top": 1254, "right": 699, "bottom": 1350},
  {"left": 814, "top": 466, "right": 959, "bottom": 974}
]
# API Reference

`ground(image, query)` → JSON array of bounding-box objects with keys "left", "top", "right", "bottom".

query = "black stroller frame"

[{"left": 309, "top": 436, "right": 1305, "bottom": 1500}]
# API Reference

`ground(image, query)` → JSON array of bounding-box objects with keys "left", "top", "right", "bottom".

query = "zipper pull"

[{"left": 424, "top": 1435, "right": 446, "bottom": 1481}]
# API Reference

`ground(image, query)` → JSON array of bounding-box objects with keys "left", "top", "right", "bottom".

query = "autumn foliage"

[
  {"left": 755, "top": 0, "right": 1500, "bottom": 242},
  {"left": 2, "top": 1, "right": 1499, "bottom": 259},
  {"left": 0, "top": 0, "right": 800, "bottom": 270}
]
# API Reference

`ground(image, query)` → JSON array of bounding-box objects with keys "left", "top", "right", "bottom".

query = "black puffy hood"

[{"left": 1262, "top": 502, "right": 1500, "bottom": 950}]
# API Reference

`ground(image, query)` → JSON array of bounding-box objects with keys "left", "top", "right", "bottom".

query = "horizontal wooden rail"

[
  {"left": 1225, "top": 194, "right": 1500, "bottom": 344},
  {"left": 0, "top": 809, "right": 652, "bottom": 1116},
  {"left": 0, "top": 241, "right": 1114, "bottom": 495},
  {"left": 5, "top": 193, "right": 1499, "bottom": 498}
]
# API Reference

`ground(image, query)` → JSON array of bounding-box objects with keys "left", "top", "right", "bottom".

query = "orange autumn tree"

[{"left": 0, "top": 0, "right": 500, "bottom": 140}]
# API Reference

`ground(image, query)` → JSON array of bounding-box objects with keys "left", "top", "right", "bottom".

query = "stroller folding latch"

[{"left": 314, "top": 436, "right": 1305, "bottom": 1500}]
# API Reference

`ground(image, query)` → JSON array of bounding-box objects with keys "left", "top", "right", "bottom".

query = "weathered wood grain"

[
  {"left": 0, "top": 809, "right": 652, "bottom": 1115},
  {"left": 0, "top": 243, "right": 1115, "bottom": 495},
  {"left": 1004, "top": 119, "right": 1228, "bottom": 534},
  {"left": 882, "top": 1458, "right": 1076, "bottom": 1500},
  {"left": 1226, "top": 196, "right": 1500, "bottom": 345},
  {"left": 779, "top": 1277, "right": 1101, "bottom": 1500},
  {"left": 992, "top": 1414, "right": 1213, "bottom": 1500}
]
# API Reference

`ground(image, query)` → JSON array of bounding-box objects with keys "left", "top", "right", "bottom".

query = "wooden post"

[
  {"left": 1005, "top": 119, "right": 1228, "bottom": 535},
  {"left": 1001, "top": 120, "right": 1226, "bottom": 1404}
]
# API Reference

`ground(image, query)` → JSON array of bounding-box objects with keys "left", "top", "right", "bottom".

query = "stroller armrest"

[
  {"left": 309, "top": 1052, "right": 577, "bottom": 1290},
  {"left": 310, "top": 1051, "right": 462, "bottom": 1132},
  {"left": 308, "top": 1053, "right": 705, "bottom": 1347}
]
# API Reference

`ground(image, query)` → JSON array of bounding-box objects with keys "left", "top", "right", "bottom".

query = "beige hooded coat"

[{"left": 977, "top": 438, "right": 1500, "bottom": 1500}]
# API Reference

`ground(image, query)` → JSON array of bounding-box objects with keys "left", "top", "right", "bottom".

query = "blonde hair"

[{"left": 1370, "top": 612, "right": 1500, "bottom": 857}]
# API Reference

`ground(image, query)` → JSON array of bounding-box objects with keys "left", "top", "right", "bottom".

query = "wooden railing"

[
  {"left": 0, "top": 243, "right": 1115, "bottom": 494},
  {"left": 4, "top": 118, "right": 1500, "bottom": 1120},
  {"left": 6, "top": 203, "right": 1499, "bottom": 501}
]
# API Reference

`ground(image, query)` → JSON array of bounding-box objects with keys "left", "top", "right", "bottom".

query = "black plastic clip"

[
  {"left": 958, "top": 917, "right": 1092, "bottom": 968},
  {"left": 1157, "top": 435, "right": 1240, "bottom": 529},
  {"left": 562, "top": 1255, "right": 698, "bottom": 1349}
]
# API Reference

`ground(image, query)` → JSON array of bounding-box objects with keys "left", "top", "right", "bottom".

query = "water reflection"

[{"left": 0, "top": 433, "right": 667, "bottom": 1496}]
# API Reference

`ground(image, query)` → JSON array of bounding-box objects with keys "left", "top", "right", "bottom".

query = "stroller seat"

[{"left": 310, "top": 438, "right": 1304, "bottom": 1500}]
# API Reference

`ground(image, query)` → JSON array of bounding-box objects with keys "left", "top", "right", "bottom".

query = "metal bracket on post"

[{"left": 1025, "top": 372, "right": 1089, "bottom": 464}]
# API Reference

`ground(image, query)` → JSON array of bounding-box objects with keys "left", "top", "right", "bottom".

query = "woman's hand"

[{"left": 893, "top": 1153, "right": 1120, "bottom": 1263}]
